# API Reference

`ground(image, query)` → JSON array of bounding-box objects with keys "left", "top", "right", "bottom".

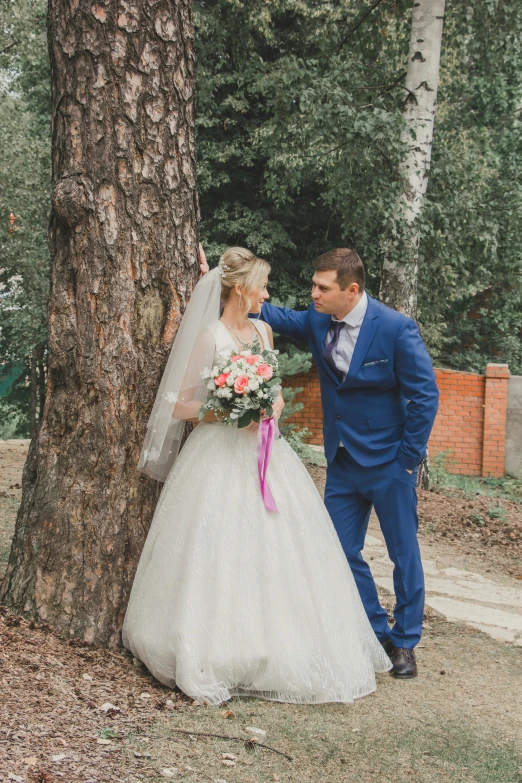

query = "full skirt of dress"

[{"left": 122, "top": 422, "right": 391, "bottom": 705}]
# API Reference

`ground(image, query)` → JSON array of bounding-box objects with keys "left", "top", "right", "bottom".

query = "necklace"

[{"left": 220, "top": 317, "right": 257, "bottom": 348}]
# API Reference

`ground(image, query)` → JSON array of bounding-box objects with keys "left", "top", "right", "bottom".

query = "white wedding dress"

[{"left": 123, "top": 320, "right": 391, "bottom": 704}]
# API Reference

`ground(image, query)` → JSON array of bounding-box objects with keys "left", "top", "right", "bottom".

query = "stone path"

[{"left": 364, "top": 521, "right": 522, "bottom": 647}]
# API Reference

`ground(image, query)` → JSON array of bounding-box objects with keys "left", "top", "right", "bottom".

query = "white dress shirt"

[{"left": 326, "top": 291, "right": 368, "bottom": 378}]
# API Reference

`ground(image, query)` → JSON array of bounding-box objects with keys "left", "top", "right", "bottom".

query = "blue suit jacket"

[{"left": 261, "top": 296, "right": 439, "bottom": 469}]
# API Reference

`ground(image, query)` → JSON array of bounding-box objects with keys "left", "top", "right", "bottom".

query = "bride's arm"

[{"left": 171, "top": 328, "right": 219, "bottom": 423}]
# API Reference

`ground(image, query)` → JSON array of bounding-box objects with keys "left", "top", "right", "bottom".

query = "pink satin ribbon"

[{"left": 257, "top": 417, "right": 279, "bottom": 513}]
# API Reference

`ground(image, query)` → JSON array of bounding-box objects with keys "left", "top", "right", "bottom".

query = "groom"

[
  {"left": 200, "top": 246, "right": 438, "bottom": 677},
  {"left": 260, "top": 248, "right": 438, "bottom": 679}
]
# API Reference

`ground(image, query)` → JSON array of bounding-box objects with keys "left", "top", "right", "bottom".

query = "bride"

[{"left": 122, "top": 247, "right": 391, "bottom": 705}]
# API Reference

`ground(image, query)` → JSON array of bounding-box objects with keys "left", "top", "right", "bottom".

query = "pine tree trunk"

[
  {"left": 30, "top": 348, "right": 38, "bottom": 438},
  {"left": 1, "top": 0, "right": 199, "bottom": 647},
  {"left": 379, "top": 0, "right": 445, "bottom": 318},
  {"left": 37, "top": 343, "right": 46, "bottom": 421}
]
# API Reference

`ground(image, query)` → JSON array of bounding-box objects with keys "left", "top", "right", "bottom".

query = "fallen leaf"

[
  {"left": 97, "top": 738, "right": 113, "bottom": 745},
  {"left": 221, "top": 753, "right": 237, "bottom": 761},
  {"left": 51, "top": 753, "right": 66, "bottom": 762},
  {"left": 245, "top": 726, "right": 266, "bottom": 741},
  {"left": 82, "top": 673, "right": 93, "bottom": 681},
  {"left": 221, "top": 710, "right": 235, "bottom": 719},
  {"left": 99, "top": 702, "right": 121, "bottom": 714},
  {"left": 8, "top": 775, "right": 23, "bottom": 782},
  {"left": 23, "top": 758, "right": 38, "bottom": 767},
  {"left": 160, "top": 769, "right": 178, "bottom": 778},
  {"left": 140, "top": 692, "right": 151, "bottom": 699},
  {"left": 221, "top": 760, "right": 236, "bottom": 767}
]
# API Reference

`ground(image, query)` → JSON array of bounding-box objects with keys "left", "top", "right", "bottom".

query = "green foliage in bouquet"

[{"left": 198, "top": 339, "right": 282, "bottom": 429}]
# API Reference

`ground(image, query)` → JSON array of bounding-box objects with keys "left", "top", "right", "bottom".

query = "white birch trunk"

[{"left": 379, "top": 0, "right": 446, "bottom": 317}]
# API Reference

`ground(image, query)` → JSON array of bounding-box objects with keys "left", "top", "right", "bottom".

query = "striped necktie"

[{"left": 323, "top": 321, "right": 345, "bottom": 380}]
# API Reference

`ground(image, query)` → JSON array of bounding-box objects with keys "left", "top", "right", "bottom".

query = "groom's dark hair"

[{"left": 314, "top": 248, "right": 365, "bottom": 292}]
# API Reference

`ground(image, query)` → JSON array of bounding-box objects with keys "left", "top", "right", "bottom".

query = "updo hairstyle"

[{"left": 219, "top": 247, "right": 271, "bottom": 316}]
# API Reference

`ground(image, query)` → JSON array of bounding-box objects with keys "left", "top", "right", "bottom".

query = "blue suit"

[{"left": 261, "top": 295, "right": 439, "bottom": 648}]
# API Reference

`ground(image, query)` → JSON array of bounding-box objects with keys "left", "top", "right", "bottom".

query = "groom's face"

[{"left": 311, "top": 270, "right": 360, "bottom": 319}]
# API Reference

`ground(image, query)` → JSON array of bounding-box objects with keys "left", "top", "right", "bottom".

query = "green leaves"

[{"left": 196, "top": 0, "right": 522, "bottom": 374}]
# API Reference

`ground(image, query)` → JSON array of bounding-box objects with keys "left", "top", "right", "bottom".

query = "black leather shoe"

[
  {"left": 390, "top": 647, "right": 417, "bottom": 679},
  {"left": 380, "top": 638, "right": 396, "bottom": 657}
]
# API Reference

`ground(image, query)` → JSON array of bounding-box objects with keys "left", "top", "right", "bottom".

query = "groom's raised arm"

[
  {"left": 259, "top": 302, "right": 310, "bottom": 345},
  {"left": 394, "top": 319, "right": 440, "bottom": 471}
]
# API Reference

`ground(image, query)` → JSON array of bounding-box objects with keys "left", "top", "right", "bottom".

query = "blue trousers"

[{"left": 324, "top": 447, "right": 424, "bottom": 649}]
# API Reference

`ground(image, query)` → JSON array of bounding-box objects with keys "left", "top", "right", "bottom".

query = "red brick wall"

[
  {"left": 429, "top": 368, "right": 485, "bottom": 475},
  {"left": 286, "top": 363, "right": 510, "bottom": 477},
  {"left": 286, "top": 372, "right": 323, "bottom": 445},
  {"left": 481, "top": 364, "right": 510, "bottom": 477}
]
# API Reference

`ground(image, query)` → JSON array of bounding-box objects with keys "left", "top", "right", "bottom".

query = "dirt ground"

[{"left": 1, "top": 442, "right": 522, "bottom": 783}]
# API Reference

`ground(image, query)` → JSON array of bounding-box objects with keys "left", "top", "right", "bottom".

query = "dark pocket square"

[{"left": 363, "top": 359, "right": 389, "bottom": 368}]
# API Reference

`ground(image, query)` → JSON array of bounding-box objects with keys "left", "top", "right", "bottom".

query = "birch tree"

[
  {"left": 379, "top": 0, "right": 446, "bottom": 317},
  {"left": 1, "top": 0, "right": 199, "bottom": 646}
]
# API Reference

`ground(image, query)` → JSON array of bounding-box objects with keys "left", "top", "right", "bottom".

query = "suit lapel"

[{"left": 345, "top": 296, "right": 380, "bottom": 381}]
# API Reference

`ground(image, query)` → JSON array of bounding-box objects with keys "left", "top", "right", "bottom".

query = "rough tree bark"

[
  {"left": 379, "top": 0, "right": 445, "bottom": 318},
  {"left": 30, "top": 347, "right": 38, "bottom": 438},
  {"left": 1, "top": 0, "right": 199, "bottom": 646},
  {"left": 37, "top": 344, "right": 47, "bottom": 421}
]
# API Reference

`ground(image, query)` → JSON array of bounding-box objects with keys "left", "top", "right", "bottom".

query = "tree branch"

[
  {"left": 153, "top": 728, "right": 293, "bottom": 761},
  {"left": 0, "top": 41, "right": 17, "bottom": 56},
  {"left": 337, "top": 0, "right": 388, "bottom": 53}
]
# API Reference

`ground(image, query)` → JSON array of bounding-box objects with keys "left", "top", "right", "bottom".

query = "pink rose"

[
  {"left": 231, "top": 355, "right": 242, "bottom": 362},
  {"left": 233, "top": 375, "right": 250, "bottom": 394},
  {"left": 215, "top": 372, "right": 230, "bottom": 387},
  {"left": 256, "top": 363, "right": 273, "bottom": 380},
  {"left": 245, "top": 354, "right": 261, "bottom": 365}
]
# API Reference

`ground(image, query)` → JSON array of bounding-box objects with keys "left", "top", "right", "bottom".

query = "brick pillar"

[{"left": 482, "top": 363, "right": 510, "bottom": 477}]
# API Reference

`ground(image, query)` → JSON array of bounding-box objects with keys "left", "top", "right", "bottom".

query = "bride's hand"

[
  {"left": 271, "top": 394, "right": 285, "bottom": 422},
  {"left": 198, "top": 243, "right": 209, "bottom": 277}
]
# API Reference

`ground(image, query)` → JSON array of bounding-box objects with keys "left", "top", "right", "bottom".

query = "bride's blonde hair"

[{"left": 219, "top": 247, "right": 271, "bottom": 316}]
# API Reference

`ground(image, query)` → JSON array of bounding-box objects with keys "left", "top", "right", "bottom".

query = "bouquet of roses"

[{"left": 198, "top": 339, "right": 282, "bottom": 428}]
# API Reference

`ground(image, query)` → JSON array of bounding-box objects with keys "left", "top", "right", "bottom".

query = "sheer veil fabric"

[
  {"left": 138, "top": 268, "right": 222, "bottom": 481},
  {"left": 124, "top": 315, "right": 392, "bottom": 705}
]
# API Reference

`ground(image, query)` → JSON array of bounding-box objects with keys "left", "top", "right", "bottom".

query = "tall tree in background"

[
  {"left": 1, "top": 0, "right": 199, "bottom": 646},
  {"left": 379, "top": 0, "right": 445, "bottom": 317}
]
